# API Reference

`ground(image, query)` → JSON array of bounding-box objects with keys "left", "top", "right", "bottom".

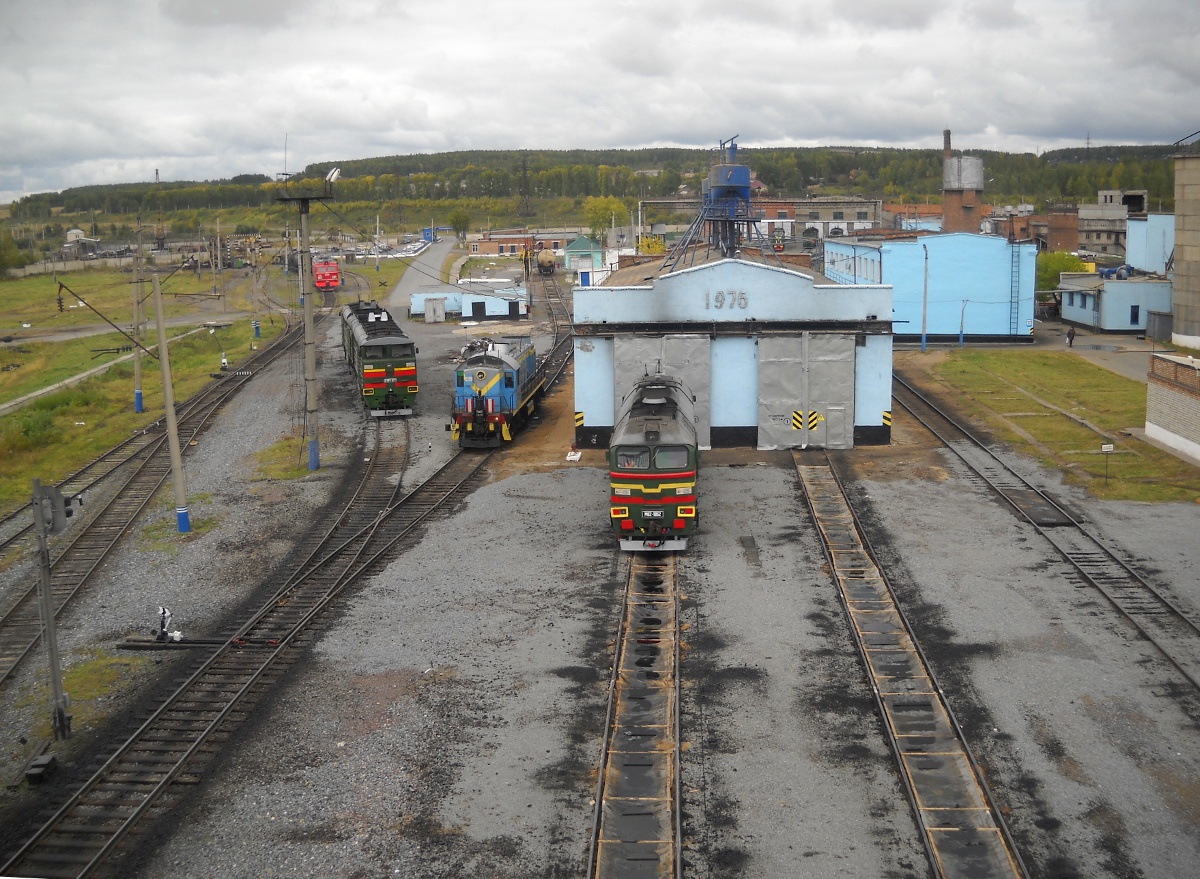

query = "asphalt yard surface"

[{"left": 1, "top": 283, "right": 1198, "bottom": 877}]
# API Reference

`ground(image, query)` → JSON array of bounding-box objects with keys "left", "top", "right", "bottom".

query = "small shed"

[
  {"left": 461, "top": 286, "right": 529, "bottom": 321},
  {"left": 410, "top": 286, "right": 463, "bottom": 320},
  {"left": 1060, "top": 274, "right": 1173, "bottom": 333}
]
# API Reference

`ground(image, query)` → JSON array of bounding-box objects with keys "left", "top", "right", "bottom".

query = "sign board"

[{"left": 1101, "top": 443, "right": 1115, "bottom": 452}]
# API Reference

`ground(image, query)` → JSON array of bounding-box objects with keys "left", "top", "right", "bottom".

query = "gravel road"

[{"left": 2, "top": 294, "right": 1199, "bottom": 878}]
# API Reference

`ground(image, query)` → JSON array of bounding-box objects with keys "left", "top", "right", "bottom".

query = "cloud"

[{"left": 0, "top": 0, "right": 1192, "bottom": 203}]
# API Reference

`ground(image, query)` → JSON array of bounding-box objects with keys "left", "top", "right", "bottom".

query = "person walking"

[{"left": 1067, "top": 326, "right": 1076, "bottom": 347}]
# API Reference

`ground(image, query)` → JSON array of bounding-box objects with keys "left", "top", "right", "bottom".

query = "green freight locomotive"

[
  {"left": 608, "top": 374, "right": 699, "bottom": 551},
  {"left": 340, "top": 301, "right": 418, "bottom": 416}
]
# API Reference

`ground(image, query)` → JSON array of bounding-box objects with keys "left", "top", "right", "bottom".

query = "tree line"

[{"left": 8, "top": 144, "right": 1179, "bottom": 223}]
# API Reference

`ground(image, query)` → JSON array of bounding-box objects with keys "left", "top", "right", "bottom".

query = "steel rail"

[
  {"left": 534, "top": 271, "right": 575, "bottom": 390},
  {"left": 0, "top": 323, "right": 307, "bottom": 689},
  {"left": 1, "top": 438, "right": 491, "bottom": 878},
  {"left": 796, "top": 451, "right": 1029, "bottom": 879},
  {"left": 893, "top": 371, "right": 1200, "bottom": 692},
  {"left": 0, "top": 315, "right": 301, "bottom": 549},
  {"left": 588, "top": 552, "right": 682, "bottom": 879}
]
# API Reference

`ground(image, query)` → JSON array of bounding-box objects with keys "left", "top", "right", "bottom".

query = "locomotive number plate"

[{"left": 643, "top": 509, "right": 664, "bottom": 518}]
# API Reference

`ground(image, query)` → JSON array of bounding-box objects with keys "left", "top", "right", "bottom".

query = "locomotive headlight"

[{"left": 613, "top": 487, "right": 631, "bottom": 496}]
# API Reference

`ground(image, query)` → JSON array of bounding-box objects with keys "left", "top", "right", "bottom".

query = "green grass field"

[
  {"left": 0, "top": 251, "right": 429, "bottom": 514},
  {"left": 920, "top": 349, "right": 1200, "bottom": 503}
]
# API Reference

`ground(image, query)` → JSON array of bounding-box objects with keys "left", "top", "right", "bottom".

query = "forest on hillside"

[
  {"left": 0, "top": 143, "right": 1180, "bottom": 272},
  {"left": 8, "top": 143, "right": 1179, "bottom": 219}
]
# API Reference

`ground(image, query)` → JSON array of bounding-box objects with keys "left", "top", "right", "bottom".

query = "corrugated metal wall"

[
  {"left": 613, "top": 335, "right": 712, "bottom": 449},
  {"left": 757, "top": 333, "right": 856, "bottom": 450}
]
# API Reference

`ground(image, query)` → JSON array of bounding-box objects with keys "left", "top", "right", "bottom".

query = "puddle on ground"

[{"left": 1074, "top": 344, "right": 1121, "bottom": 351}]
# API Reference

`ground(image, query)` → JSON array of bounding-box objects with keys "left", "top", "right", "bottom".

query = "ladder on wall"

[{"left": 1008, "top": 243, "right": 1021, "bottom": 335}]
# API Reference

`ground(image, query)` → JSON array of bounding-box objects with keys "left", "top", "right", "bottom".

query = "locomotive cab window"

[
  {"left": 364, "top": 346, "right": 384, "bottom": 359},
  {"left": 654, "top": 446, "right": 690, "bottom": 470},
  {"left": 505, "top": 373, "right": 515, "bottom": 388},
  {"left": 615, "top": 447, "right": 650, "bottom": 470}
]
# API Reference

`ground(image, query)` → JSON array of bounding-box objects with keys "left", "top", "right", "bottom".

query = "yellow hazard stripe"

[{"left": 470, "top": 373, "right": 502, "bottom": 395}]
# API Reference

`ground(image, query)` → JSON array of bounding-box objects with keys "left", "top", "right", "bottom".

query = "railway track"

[
  {"left": 795, "top": 450, "right": 1028, "bottom": 879},
  {"left": 0, "top": 318, "right": 303, "bottom": 556},
  {"left": 534, "top": 270, "right": 574, "bottom": 390},
  {"left": 588, "top": 552, "right": 682, "bottom": 879},
  {"left": 0, "top": 422, "right": 492, "bottom": 879},
  {"left": 893, "top": 371, "right": 1200, "bottom": 692},
  {"left": 0, "top": 320, "right": 305, "bottom": 689}
]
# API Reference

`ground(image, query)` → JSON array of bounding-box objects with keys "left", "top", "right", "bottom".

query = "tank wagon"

[
  {"left": 450, "top": 337, "right": 544, "bottom": 448},
  {"left": 608, "top": 374, "right": 699, "bottom": 551},
  {"left": 536, "top": 248, "right": 556, "bottom": 276},
  {"left": 341, "top": 301, "right": 418, "bottom": 416}
]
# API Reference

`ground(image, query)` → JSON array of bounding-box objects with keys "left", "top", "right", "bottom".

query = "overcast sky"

[{"left": 1, "top": 0, "right": 1196, "bottom": 205}]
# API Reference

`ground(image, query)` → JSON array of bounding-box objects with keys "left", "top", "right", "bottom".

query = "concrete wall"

[
  {"left": 1173, "top": 154, "right": 1200, "bottom": 347},
  {"left": 1146, "top": 354, "right": 1200, "bottom": 461}
]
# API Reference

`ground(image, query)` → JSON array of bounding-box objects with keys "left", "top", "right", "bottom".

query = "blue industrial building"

[
  {"left": 823, "top": 232, "right": 1038, "bottom": 342},
  {"left": 1126, "top": 214, "right": 1175, "bottom": 275}
]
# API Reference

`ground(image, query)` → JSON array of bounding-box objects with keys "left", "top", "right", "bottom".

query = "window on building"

[
  {"left": 1067, "top": 292, "right": 1075, "bottom": 306},
  {"left": 1130, "top": 304, "right": 1140, "bottom": 325},
  {"left": 777, "top": 210, "right": 788, "bottom": 220},
  {"left": 809, "top": 211, "right": 820, "bottom": 220},
  {"left": 833, "top": 211, "right": 844, "bottom": 220},
  {"left": 857, "top": 211, "right": 868, "bottom": 220},
  {"left": 471, "top": 244, "right": 479, "bottom": 253}
]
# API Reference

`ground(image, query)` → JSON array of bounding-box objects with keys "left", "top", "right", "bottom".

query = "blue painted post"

[
  {"left": 921, "top": 245, "right": 929, "bottom": 353},
  {"left": 134, "top": 388, "right": 143, "bottom": 413},
  {"left": 253, "top": 319, "right": 260, "bottom": 339},
  {"left": 176, "top": 506, "right": 191, "bottom": 533}
]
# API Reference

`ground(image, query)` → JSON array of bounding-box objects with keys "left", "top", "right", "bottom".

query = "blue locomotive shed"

[
  {"left": 573, "top": 256, "right": 893, "bottom": 450},
  {"left": 574, "top": 137, "right": 893, "bottom": 451}
]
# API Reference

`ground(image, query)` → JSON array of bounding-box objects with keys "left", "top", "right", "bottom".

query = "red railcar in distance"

[{"left": 313, "top": 259, "right": 341, "bottom": 289}]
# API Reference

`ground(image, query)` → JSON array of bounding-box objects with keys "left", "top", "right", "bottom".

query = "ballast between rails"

[
  {"left": 892, "top": 371, "right": 1200, "bottom": 692},
  {"left": 0, "top": 320, "right": 305, "bottom": 690},
  {"left": 1, "top": 442, "right": 491, "bottom": 878}
]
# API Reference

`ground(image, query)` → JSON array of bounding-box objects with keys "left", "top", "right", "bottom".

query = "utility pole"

[
  {"left": 32, "top": 479, "right": 73, "bottom": 740},
  {"left": 133, "top": 222, "right": 144, "bottom": 412},
  {"left": 277, "top": 170, "right": 337, "bottom": 472},
  {"left": 152, "top": 275, "right": 191, "bottom": 532},
  {"left": 301, "top": 201, "right": 318, "bottom": 470}
]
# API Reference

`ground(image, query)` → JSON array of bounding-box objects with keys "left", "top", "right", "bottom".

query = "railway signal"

[{"left": 32, "top": 479, "right": 77, "bottom": 740}]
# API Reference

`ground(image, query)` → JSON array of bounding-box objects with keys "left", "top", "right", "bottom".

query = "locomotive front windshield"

[
  {"left": 654, "top": 445, "right": 690, "bottom": 470},
  {"left": 614, "top": 447, "right": 650, "bottom": 470},
  {"left": 364, "top": 343, "right": 414, "bottom": 359}
]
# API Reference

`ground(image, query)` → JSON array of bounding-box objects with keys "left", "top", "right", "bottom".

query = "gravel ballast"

[{"left": 2, "top": 297, "right": 1199, "bottom": 877}]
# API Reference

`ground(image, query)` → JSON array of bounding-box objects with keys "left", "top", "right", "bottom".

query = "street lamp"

[{"left": 959, "top": 300, "right": 969, "bottom": 348}]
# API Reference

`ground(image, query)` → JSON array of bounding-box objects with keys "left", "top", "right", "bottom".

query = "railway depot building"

[{"left": 572, "top": 255, "right": 893, "bottom": 450}]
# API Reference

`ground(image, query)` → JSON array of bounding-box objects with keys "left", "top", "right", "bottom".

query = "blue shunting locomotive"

[{"left": 449, "top": 336, "right": 545, "bottom": 448}]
